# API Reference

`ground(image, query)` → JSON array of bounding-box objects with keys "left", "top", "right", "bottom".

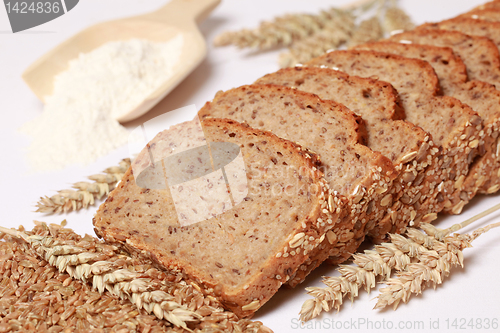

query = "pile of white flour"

[{"left": 21, "top": 35, "right": 184, "bottom": 172}]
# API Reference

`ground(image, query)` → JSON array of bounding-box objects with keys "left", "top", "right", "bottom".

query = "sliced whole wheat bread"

[
  {"left": 94, "top": 117, "right": 337, "bottom": 318},
  {"left": 307, "top": 50, "right": 484, "bottom": 219},
  {"left": 198, "top": 84, "right": 397, "bottom": 286},
  {"left": 355, "top": 41, "right": 500, "bottom": 212},
  {"left": 391, "top": 29, "right": 500, "bottom": 87},
  {"left": 419, "top": 17, "right": 500, "bottom": 61},
  {"left": 388, "top": 30, "right": 500, "bottom": 206},
  {"left": 391, "top": 28, "right": 500, "bottom": 85},
  {"left": 254, "top": 66, "right": 437, "bottom": 244}
]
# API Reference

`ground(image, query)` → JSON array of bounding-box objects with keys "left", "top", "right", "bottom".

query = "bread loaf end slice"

[{"left": 93, "top": 118, "right": 334, "bottom": 318}]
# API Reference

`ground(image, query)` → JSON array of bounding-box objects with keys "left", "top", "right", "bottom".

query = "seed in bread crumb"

[
  {"left": 469, "top": 139, "right": 479, "bottom": 148},
  {"left": 421, "top": 213, "right": 437, "bottom": 223},
  {"left": 487, "top": 184, "right": 500, "bottom": 194},
  {"left": 401, "top": 151, "right": 418, "bottom": 164},
  {"left": 380, "top": 194, "right": 392, "bottom": 207},
  {"left": 242, "top": 300, "right": 260, "bottom": 311},
  {"left": 326, "top": 231, "right": 337, "bottom": 244}
]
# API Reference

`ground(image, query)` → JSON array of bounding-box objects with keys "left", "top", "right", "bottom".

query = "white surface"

[{"left": 1, "top": 1, "right": 499, "bottom": 332}]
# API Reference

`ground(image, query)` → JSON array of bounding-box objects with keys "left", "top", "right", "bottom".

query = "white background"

[{"left": 1, "top": 1, "right": 499, "bottom": 332}]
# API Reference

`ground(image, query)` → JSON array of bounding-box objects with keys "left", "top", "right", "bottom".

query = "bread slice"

[
  {"left": 391, "top": 29, "right": 500, "bottom": 88},
  {"left": 93, "top": 117, "right": 335, "bottom": 318},
  {"left": 198, "top": 84, "right": 397, "bottom": 286},
  {"left": 419, "top": 17, "right": 500, "bottom": 59},
  {"left": 255, "top": 66, "right": 437, "bottom": 244},
  {"left": 388, "top": 30, "right": 500, "bottom": 204},
  {"left": 307, "top": 50, "right": 484, "bottom": 217},
  {"left": 355, "top": 42, "right": 468, "bottom": 94}
]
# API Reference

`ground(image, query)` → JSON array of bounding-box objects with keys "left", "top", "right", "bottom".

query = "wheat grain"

[
  {"left": 0, "top": 223, "right": 272, "bottom": 332},
  {"left": 0, "top": 225, "right": 199, "bottom": 330},
  {"left": 35, "top": 158, "right": 130, "bottom": 214},
  {"left": 0, "top": 227, "right": 172, "bottom": 332}
]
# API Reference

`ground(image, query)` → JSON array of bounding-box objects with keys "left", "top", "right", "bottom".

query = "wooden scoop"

[{"left": 22, "top": 0, "right": 220, "bottom": 122}]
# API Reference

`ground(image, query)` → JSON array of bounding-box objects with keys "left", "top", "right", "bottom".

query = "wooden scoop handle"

[{"left": 146, "top": 0, "right": 221, "bottom": 24}]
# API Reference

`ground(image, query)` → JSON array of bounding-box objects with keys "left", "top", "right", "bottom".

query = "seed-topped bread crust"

[
  {"left": 198, "top": 84, "right": 397, "bottom": 286},
  {"left": 94, "top": 118, "right": 336, "bottom": 318},
  {"left": 387, "top": 31, "right": 500, "bottom": 211},
  {"left": 307, "top": 50, "right": 483, "bottom": 221},
  {"left": 255, "top": 66, "right": 436, "bottom": 244}
]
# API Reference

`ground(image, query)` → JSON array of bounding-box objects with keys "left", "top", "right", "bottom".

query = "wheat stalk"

[
  {"left": 299, "top": 234, "right": 413, "bottom": 321},
  {"left": 0, "top": 224, "right": 200, "bottom": 330},
  {"left": 0, "top": 222, "right": 272, "bottom": 332},
  {"left": 299, "top": 223, "right": 439, "bottom": 321},
  {"left": 213, "top": 0, "right": 381, "bottom": 50},
  {"left": 215, "top": 0, "right": 414, "bottom": 67},
  {"left": 375, "top": 222, "right": 500, "bottom": 310},
  {"left": 347, "top": 16, "right": 384, "bottom": 47},
  {"left": 278, "top": 12, "right": 356, "bottom": 68},
  {"left": 214, "top": 7, "right": 353, "bottom": 50},
  {"left": 383, "top": 4, "right": 414, "bottom": 34},
  {"left": 35, "top": 158, "right": 130, "bottom": 214},
  {"left": 279, "top": 0, "right": 414, "bottom": 67},
  {"left": 299, "top": 218, "right": 499, "bottom": 321}
]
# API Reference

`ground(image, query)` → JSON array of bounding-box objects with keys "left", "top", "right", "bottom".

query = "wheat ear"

[
  {"left": 0, "top": 223, "right": 273, "bottom": 332},
  {"left": 375, "top": 222, "right": 500, "bottom": 310},
  {"left": 35, "top": 158, "right": 130, "bottom": 214},
  {"left": 214, "top": 8, "right": 346, "bottom": 50},
  {"left": 213, "top": 0, "right": 380, "bottom": 50},
  {"left": 0, "top": 225, "right": 200, "bottom": 330},
  {"left": 299, "top": 211, "right": 500, "bottom": 322},
  {"left": 299, "top": 232, "right": 423, "bottom": 321},
  {"left": 383, "top": 0, "right": 414, "bottom": 34},
  {"left": 278, "top": 12, "right": 356, "bottom": 68},
  {"left": 347, "top": 16, "right": 384, "bottom": 47}
]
